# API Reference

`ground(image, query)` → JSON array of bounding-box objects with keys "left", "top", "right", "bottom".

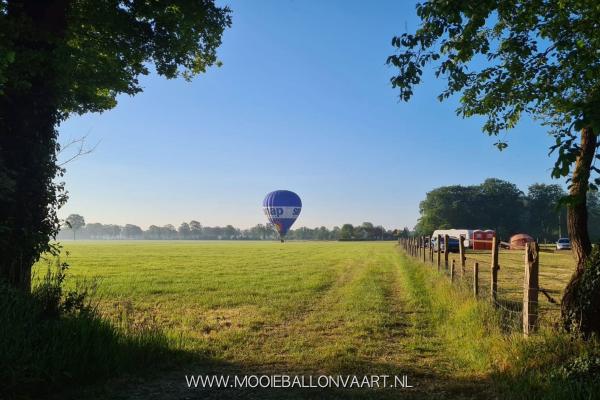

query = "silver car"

[{"left": 556, "top": 238, "right": 571, "bottom": 250}]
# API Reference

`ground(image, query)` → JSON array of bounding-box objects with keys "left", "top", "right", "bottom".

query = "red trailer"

[{"left": 472, "top": 229, "right": 495, "bottom": 250}]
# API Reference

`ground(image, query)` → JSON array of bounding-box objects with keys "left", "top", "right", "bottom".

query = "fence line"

[{"left": 398, "top": 235, "right": 560, "bottom": 337}]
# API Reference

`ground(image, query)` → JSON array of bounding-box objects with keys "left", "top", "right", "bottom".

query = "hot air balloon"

[{"left": 263, "top": 190, "right": 302, "bottom": 242}]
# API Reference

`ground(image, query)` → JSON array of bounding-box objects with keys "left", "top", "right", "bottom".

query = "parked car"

[
  {"left": 431, "top": 236, "right": 460, "bottom": 253},
  {"left": 556, "top": 238, "right": 571, "bottom": 250}
]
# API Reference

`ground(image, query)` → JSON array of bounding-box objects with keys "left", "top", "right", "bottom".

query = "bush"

[{"left": 0, "top": 257, "right": 180, "bottom": 398}]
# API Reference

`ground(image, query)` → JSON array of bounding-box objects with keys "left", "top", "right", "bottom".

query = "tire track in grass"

[
  {"left": 66, "top": 244, "right": 493, "bottom": 399},
  {"left": 251, "top": 245, "right": 413, "bottom": 373},
  {"left": 249, "top": 255, "right": 369, "bottom": 369},
  {"left": 227, "top": 254, "right": 362, "bottom": 366}
]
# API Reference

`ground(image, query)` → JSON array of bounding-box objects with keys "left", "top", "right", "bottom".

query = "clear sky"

[{"left": 57, "top": 0, "right": 562, "bottom": 230}]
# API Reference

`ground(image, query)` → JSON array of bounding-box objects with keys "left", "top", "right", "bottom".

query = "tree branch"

[{"left": 57, "top": 134, "right": 99, "bottom": 166}]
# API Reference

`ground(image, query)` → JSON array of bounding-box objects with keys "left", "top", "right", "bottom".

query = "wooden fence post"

[
  {"left": 437, "top": 234, "right": 441, "bottom": 271},
  {"left": 459, "top": 235, "right": 466, "bottom": 278},
  {"left": 416, "top": 236, "right": 420, "bottom": 258},
  {"left": 523, "top": 242, "right": 539, "bottom": 336},
  {"left": 422, "top": 236, "right": 426, "bottom": 263},
  {"left": 444, "top": 234, "right": 450, "bottom": 271},
  {"left": 415, "top": 237, "right": 418, "bottom": 258},
  {"left": 491, "top": 236, "right": 499, "bottom": 304},
  {"left": 473, "top": 262, "right": 479, "bottom": 297},
  {"left": 451, "top": 259, "right": 455, "bottom": 282},
  {"left": 429, "top": 236, "right": 434, "bottom": 264}
]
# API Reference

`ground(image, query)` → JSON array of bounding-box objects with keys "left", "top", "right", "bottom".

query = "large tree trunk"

[
  {"left": 561, "top": 126, "right": 598, "bottom": 334},
  {"left": 0, "top": 0, "right": 68, "bottom": 291}
]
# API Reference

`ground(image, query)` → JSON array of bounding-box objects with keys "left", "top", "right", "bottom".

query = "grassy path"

[{"left": 48, "top": 242, "right": 494, "bottom": 399}]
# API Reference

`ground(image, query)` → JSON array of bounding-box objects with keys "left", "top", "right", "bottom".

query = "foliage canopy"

[{"left": 386, "top": 0, "right": 600, "bottom": 184}]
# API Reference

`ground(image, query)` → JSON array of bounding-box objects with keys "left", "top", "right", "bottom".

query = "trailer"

[
  {"left": 472, "top": 229, "right": 496, "bottom": 250},
  {"left": 431, "top": 229, "right": 474, "bottom": 247},
  {"left": 430, "top": 229, "right": 496, "bottom": 250}
]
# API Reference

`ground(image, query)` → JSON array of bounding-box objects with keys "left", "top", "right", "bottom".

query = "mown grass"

[
  {"left": 28, "top": 241, "right": 492, "bottom": 398},
  {"left": 41, "top": 242, "right": 439, "bottom": 372},
  {"left": 5, "top": 240, "right": 594, "bottom": 399},
  {"left": 47, "top": 241, "right": 389, "bottom": 361}
]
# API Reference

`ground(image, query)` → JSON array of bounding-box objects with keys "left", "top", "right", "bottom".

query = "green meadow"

[
  {"left": 42, "top": 241, "right": 439, "bottom": 371},
  {"left": 24, "top": 241, "right": 596, "bottom": 399}
]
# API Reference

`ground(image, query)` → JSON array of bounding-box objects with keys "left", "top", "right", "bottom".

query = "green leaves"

[
  {"left": 51, "top": 1, "right": 232, "bottom": 117},
  {"left": 388, "top": 0, "right": 600, "bottom": 186},
  {"left": 494, "top": 140, "right": 508, "bottom": 151}
]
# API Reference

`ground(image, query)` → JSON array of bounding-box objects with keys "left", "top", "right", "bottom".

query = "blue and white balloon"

[{"left": 263, "top": 190, "right": 302, "bottom": 240}]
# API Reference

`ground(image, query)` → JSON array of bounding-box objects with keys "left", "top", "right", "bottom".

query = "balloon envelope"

[{"left": 263, "top": 190, "right": 302, "bottom": 238}]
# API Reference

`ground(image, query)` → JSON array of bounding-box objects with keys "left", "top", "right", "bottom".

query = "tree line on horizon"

[
  {"left": 415, "top": 178, "right": 600, "bottom": 243},
  {"left": 59, "top": 217, "right": 398, "bottom": 241}
]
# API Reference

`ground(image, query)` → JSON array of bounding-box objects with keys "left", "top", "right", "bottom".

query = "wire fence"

[{"left": 399, "top": 236, "right": 566, "bottom": 336}]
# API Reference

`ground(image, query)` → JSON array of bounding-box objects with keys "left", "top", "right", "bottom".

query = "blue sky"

[{"left": 57, "top": 0, "right": 561, "bottom": 230}]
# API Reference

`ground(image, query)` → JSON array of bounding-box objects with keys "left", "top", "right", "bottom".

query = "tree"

[
  {"left": 189, "top": 220, "right": 203, "bottom": 240},
  {"left": 398, "top": 227, "right": 411, "bottom": 239},
  {"left": 65, "top": 214, "right": 85, "bottom": 240},
  {"left": 122, "top": 224, "right": 143, "bottom": 239},
  {"left": 360, "top": 222, "right": 375, "bottom": 240},
  {"left": 416, "top": 179, "right": 525, "bottom": 239},
  {"left": 340, "top": 224, "right": 354, "bottom": 241},
  {"left": 387, "top": 1, "right": 600, "bottom": 335},
  {"left": 479, "top": 178, "right": 526, "bottom": 239},
  {"left": 161, "top": 224, "right": 177, "bottom": 240},
  {"left": 85, "top": 222, "right": 104, "bottom": 239},
  {"left": 223, "top": 225, "right": 237, "bottom": 240},
  {"left": 0, "top": 2, "right": 231, "bottom": 291},
  {"left": 330, "top": 226, "right": 341, "bottom": 240},
  {"left": 317, "top": 226, "right": 329, "bottom": 241},
  {"left": 144, "top": 225, "right": 161, "bottom": 240},
  {"left": 416, "top": 185, "right": 482, "bottom": 236},
  {"left": 178, "top": 222, "right": 191, "bottom": 240},
  {"left": 527, "top": 184, "right": 567, "bottom": 242},
  {"left": 104, "top": 224, "right": 121, "bottom": 239}
]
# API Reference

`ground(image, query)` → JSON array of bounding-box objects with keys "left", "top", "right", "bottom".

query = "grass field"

[
  {"left": 28, "top": 241, "right": 593, "bottom": 399},
  {"left": 435, "top": 247, "right": 575, "bottom": 327},
  {"left": 42, "top": 242, "right": 448, "bottom": 371}
]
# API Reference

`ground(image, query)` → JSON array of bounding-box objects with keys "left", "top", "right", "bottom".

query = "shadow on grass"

[
  {"left": 66, "top": 358, "right": 493, "bottom": 400},
  {"left": 5, "top": 283, "right": 595, "bottom": 400},
  {"left": 0, "top": 281, "right": 195, "bottom": 399}
]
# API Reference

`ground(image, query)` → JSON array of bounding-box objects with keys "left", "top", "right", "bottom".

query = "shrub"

[{"left": 0, "top": 256, "right": 180, "bottom": 398}]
